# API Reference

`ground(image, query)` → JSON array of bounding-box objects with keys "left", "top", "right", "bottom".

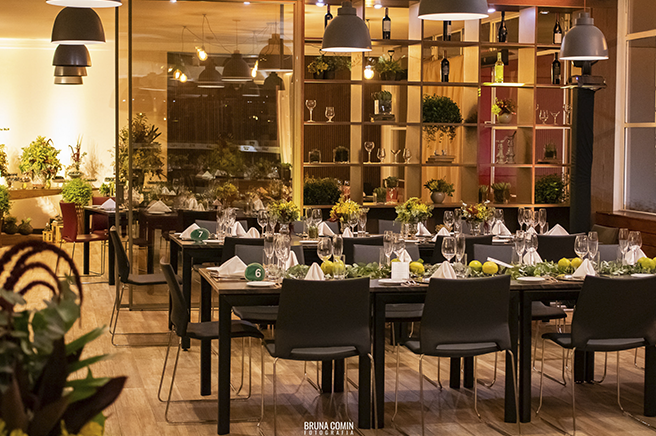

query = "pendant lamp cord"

[{"left": 234, "top": 20, "right": 240, "bottom": 52}]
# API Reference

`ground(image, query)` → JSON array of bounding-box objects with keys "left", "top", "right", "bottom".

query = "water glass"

[
  {"left": 574, "top": 235, "right": 588, "bottom": 260},
  {"left": 274, "top": 234, "right": 291, "bottom": 270},
  {"left": 455, "top": 233, "right": 466, "bottom": 264},
  {"left": 443, "top": 211, "right": 454, "bottom": 232},
  {"left": 619, "top": 228, "right": 630, "bottom": 263},
  {"left": 494, "top": 208, "right": 504, "bottom": 224},
  {"left": 332, "top": 235, "right": 344, "bottom": 258},
  {"left": 453, "top": 209, "right": 462, "bottom": 234},
  {"left": 538, "top": 209, "right": 547, "bottom": 234},
  {"left": 517, "top": 208, "right": 525, "bottom": 232},
  {"left": 317, "top": 237, "right": 333, "bottom": 262},
  {"left": 526, "top": 232, "right": 538, "bottom": 253},
  {"left": 263, "top": 232, "right": 275, "bottom": 265},
  {"left": 513, "top": 231, "right": 525, "bottom": 264},
  {"left": 629, "top": 231, "right": 642, "bottom": 261},
  {"left": 312, "top": 208, "right": 323, "bottom": 226},
  {"left": 441, "top": 236, "right": 456, "bottom": 263},
  {"left": 348, "top": 212, "right": 359, "bottom": 234},
  {"left": 383, "top": 231, "right": 394, "bottom": 264},
  {"left": 587, "top": 231, "right": 599, "bottom": 261},
  {"left": 358, "top": 210, "right": 368, "bottom": 235},
  {"left": 333, "top": 254, "right": 346, "bottom": 279},
  {"left": 257, "top": 209, "right": 269, "bottom": 235},
  {"left": 393, "top": 234, "right": 406, "bottom": 259}
]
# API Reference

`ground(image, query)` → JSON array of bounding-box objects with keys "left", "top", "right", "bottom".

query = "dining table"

[{"left": 196, "top": 270, "right": 656, "bottom": 435}]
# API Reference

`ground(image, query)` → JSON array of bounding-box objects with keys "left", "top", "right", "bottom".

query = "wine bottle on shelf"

[
  {"left": 441, "top": 51, "right": 450, "bottom": 82},
  {"left": 324, "top": 5, "right": 333, "bottom": 28},
  {"left": 552, "top": 52, "right": 561, "bottom": 85},
  {"left": 494, "top": 52, "right": 504, "bottom": 83},
  {"left": 443, "top": 20, "right": 451, "bottom": 41},
  {"left": 382, "top": 8, "right": 391, "bottom": 39},
  {"left": 498, "top": 11, "right": 508, "bottom": 42},
  {"left": 553, "top": 13, "right": 563, "bottom": 44}
]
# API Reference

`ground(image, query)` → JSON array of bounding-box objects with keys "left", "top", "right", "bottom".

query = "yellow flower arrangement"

[
  {"left": 329, "top": 198, "right": 361, "bottom": 223},
  {"left": 395, "top": 197, "right": 433, "bottom": 224},
  {"left": 461, "top": 202, "right": 494, "bottom": 223},
  {"left": 267, "top": 199, "right": 300, "bottom": 224}
]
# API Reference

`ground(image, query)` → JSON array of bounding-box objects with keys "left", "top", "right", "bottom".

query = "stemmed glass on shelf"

[
  {"left": 443, "top": 211, "right": 454, "bottom": 232},
  {"left": 588, "top": 231, "right": 599, "bottom": 265},
  {"left": 364, "top": 142, "right": 375, "bottom": 163},
  {"left": 325, "top": 106, "right": 335, "bottom": 122},
  {"left": 618, "top": 228, "right": 630, "bottom": 263},
  {"left": 383, "top": 231, "right": 394, "bottom": 265},
  {"left": 539, "top": 110, "right": 549, "bottom": 124},
  {"left": 403, "top": 148, "right": 412, "bottom": 164},
  {"left": 317, "top": 237, "right": 333, "bottom": 263},
  {"left": 514, "top": 231, "right": 525, "bottom": 264},
  {"left": 550, "top": 110, "right": 561, "bottom": 125},
  {"left": 574, "top": 235, "right": 589, "bottom": 260},
  {"left": 391, "top": 146, "right": 401, "bottom": 163},
  {"left": 377, "top": 148, "right": 386, "bottom": 163},
  {"left": 441, "top": 236, "right": 456, "bottom": 263},
  {"left": 305, "top": 99, "right": 317, "bottom": 122},
  {"left": 538, "top": 209, "right": 547, "bottom": 234}
]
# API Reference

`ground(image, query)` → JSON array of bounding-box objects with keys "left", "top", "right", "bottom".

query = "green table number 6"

[{"left": 245, "top": 263, "right": 265, "bottom": 281}]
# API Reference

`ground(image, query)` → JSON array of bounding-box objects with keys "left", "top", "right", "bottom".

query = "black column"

[{"left": 569, "top": 87, "right": 596, "bottom": 233}]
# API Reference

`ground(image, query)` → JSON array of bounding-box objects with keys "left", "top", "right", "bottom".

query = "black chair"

[
  {"left": 343, "top": 236, "right": 383, "bottom": 264},
  {"left": 235, "top": 244, "right": 305, "bottom": 266},
  {"left": 353, "top": 244, "right": 382, "bottom": 264},
  {"left": 473, "top": 244, "right": 513, "bottom": 263},
  {"left": 222, "top": 237, "right": 265, "bottom": 263},
  {"left": 178, "top": 209, "right": 216, "bottom": 230},
  {"left": 537, "top": 234, "right": 581, "bottom": 262},
  {"left": 431, "top": 235, "right": 493, "bottom": 264},
  {"left": 195, "top": 219, "right": 217, "bottom": 234},
  {"left": 378, "top": 219, "right": 401, "bottom": 234},
  {"left": 396, "top": 275, "right": 519, "bottom": 435},
  {"left": 108, "top": 227, "right": 170, "bottom": 346},
  {"left": 157, "top": 261, "right": 263, "bottom": 423},
  {"left": 537, "top": 275, "right": 656, "bottom": 434},
  {"left": 591, "top": 224, "right": 619, "bottom": 245},
  {"left": 259, "top": 277, "right": 377, "bottom": 435},
  {"left": 598, "top": 244, "right": 620, "bottom": 262}
]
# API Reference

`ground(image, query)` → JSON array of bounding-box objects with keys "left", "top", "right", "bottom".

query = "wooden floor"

[{"left": 22, "top": 243, "right": 656, "bottom": 435}]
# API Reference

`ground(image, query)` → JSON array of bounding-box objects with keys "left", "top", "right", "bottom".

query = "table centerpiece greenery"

[
  {"left": 19, "top": 136, "right": 62, "bottom": 188},
  {"left": 329, "top": 198, "right": 361, "bottom": 225},
  {"left": 268, "top": 199, "right": 300, "bottom": 225},
  {"left": 462, "top": 202, "right": 494, "bottom": 235},
  {"left": 214, "top": 181, "right": 239, "bottom": 207},
  {"left": 395, "top": 197, "right": 433, "bottom": 226}
]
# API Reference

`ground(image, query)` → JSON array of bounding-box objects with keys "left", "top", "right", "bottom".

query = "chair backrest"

[
  {"left": 323, "top": 220, "right": 339, "bottom": 234},
  {"left": 343, "top": 236, "right": 383, "bottom": 264},
  {"left": 179, "top": 210, "right": 216, "bottom": 231},
  {"left": 431, "top": 235, "right": 493, "bottom": 264},
  {"left": 571, "top": 276, "right": 656, "bottom": 350},
  {"left": 598, "top": 244, "right": 619, "bottom": 262},
  {"left": 90, "top": 197, "right": 110, "bottom": 233},
  {"left": 60, "top": 202, "right": 79, "bottom": 242},
  {"left": 353, "top": 244, "right": 382, "bottom": 264},
  {"left": 235, "top": 243, "right": 266, "bottom": 264},
  {"left": 109, "top": 227, "right": 131, "bottom": 283},
  {"left": 391, "top": 243, "right": 420, "bottom": 261},
  {"left": 537, "top": 235, "right": 580, "bottom": 261},
  {"left": 275, "top": 277, "right": 371, "bottom": 357},
  {"left": 196, "top": 219, "right": 217, "bottom": 234},
  {"left": 160, "top": 260, "right": 190, "bottom": 338},
  {"left": 591, "top": 224, "right": 619, "bottom": 245},
  {"left": 292, "top": 245, "right": 305, "bottom": 265},
  {"left": 378, "top": 219, "right": 400, "bottom": 234},
  {"left": 420, "top": 275, "right": 512, "bottom": 354},
  {"left": 221, "top": 236, "right": 264, "bottom": 263},
  {"left": 473, "top": 244, "right": 513, "bottom": 263}
]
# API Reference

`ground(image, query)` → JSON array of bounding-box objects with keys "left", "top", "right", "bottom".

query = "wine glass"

[
  {"left": 538, "top": 209, "right": 547, "bottom": 234},
  {"left": 364, "top": 141, "right": 375, "bottom": 163},
  {"left": 383, "top": 231, "right": 394, "bottom": 265},
  {"left": 629, "top": 231, "right": 643, "bottom": 261},
  {"left": 525, "top": 233, "right": 538, "bottom": 258},
  {"left": 494, "top": 208, "right": 504, "bottom": 224},
  {"left": 391, "top": 146, "right": 401, "bottom": 163},
  {"left": 305, "top": 99, "right": 317, "bottom": 122},
  {"left": 257, "top": 209, "right": 269, "bottom": 236},
  {"left": 524, "top": 209, "right": 535, "bottom": 232},
  {"left": 403, "top": 148, "right": 411, "bottom": 164},
  {"left": 485, "top": 211, "right": 495, "bottom": 235},
  {"left": 517, "top": 207, "right": 525, "bottom": 232},
  {"left": 274, "top": 234, "right": 291, "bottom": 270},
  {"left": 377, "top": 147, "right": 386, "bottom": 163},
  {"left": 619, "top": 228, "right": 630, "bottom": 263},
  {"left": 514, "top": 231, "right": 525, "bottom": 264},
  {"left": 453, "top": 208, "right": 462, "bottom": 234},
  {"left": 348, "top": 212, "right": 359, "bottom": 234},
  {"left": 563, "top": 104, "right": 572, "bottom": 125},
  {"left": 539, "top": 110, "right": 549, "bottom": 124},
  {"left": 574, "top": 235, "right": 589, "bottom": 260},
  {"left": 550, "top": 110, "right": 561, "bottom": 125},
  {"left": 317, "top": 237, "right": 333, "bottom": 262},
  {"left": 393, "top": 234, "right": 406, "bottom": 260},
  {"left": 263, "top": 232, "right": 275, "bottom": 266},
  {"left": 358, "top": 209, "right": 368, "bottom": 235},
  {"left": 588, "top": 231, "right": 599, "bottom": 263},
  {"left": 312, "top": 208, "right": 323, "bottom": 226},
  {"left": 325, "top": 106, "right": 335, "bottom": 122},
  {"left": 441, "top": 236, "right": 456, "bottom": 263},
  {"left": 332, "top": 235, "right": 344, "bottom": 258},
  {"left": 443, "top": 211, "right": 454, "bottom": 232},
  {"left": 455, "top": 233, "right": 466, "bottom": 264}
]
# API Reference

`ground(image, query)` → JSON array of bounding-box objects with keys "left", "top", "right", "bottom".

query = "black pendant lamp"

[
  {"left": 263, "top": 72, "right": 285, "bottom": 91},
  {"left": 47, "top": 0, "right": 121, "bottom": 7},
  {"left": 55, "top": 76, "right": 84, "bottom": 85},
  {"left": 560, "top": 11, "right": 608, "bottom": 61},
  {"left": 51, "top": 7, "right": 105, "bottom": 44},
  {"left": 322, "top": 1, "right": 371, "bottom": 52},
  {"left": 242, "top": 82, "right": 260, "bottom": 97},
  {"left": 257, "top": 34, "right": 293, "bottom": 72},
  {"left": 53, "top": 44, "right": 91, "bottom": 67},
  {"left": 223, "top": 52, "right": 252, "bottom": 82},
  {"left": 198, "top": 59, "right": 224, "bottom": 88},
  {"left": 418, "top": 0, "right": 489, "bottom": 21}
]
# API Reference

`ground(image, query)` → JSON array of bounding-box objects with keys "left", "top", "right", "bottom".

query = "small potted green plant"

[
  {"left": 373, "top": 187, "right": 387, "bottom": 204},
  {"left": 491, "top": 182, "right": 511, "bottom": 204},
  {"left": 492, "top": 98, "right": 516, "bottom": 124},
  {"left": 479, "top": 185, "right": 489, "bottom": 203},
  {"left": 384, "top": 176, "right": 399, "bottom": 204},
  {"left": 535, "top": 174, "right": 567, "bottom": 204},
  {"left": 0, "top": 185, "right": 11, "bottom": 231},
  {"left": 66, "top": 136, "right": 86, "bottom": 179},
  {"left": 308, "top": 149, "right": 321, "bottom": 163},
  {"left": 333, "top": 145, "right": 349, "bottom": 163},
  {"left": 372, "top": 90, "right": 393, "bottom": 114},
  {"left": 62, "top": 177, "right": 93, "bottom": 213},
  {"left": 422, "top": 94, "right": 463, "bottom": 147},
  {"left": 0, "top": 144, "right": 8, "bottom": 178},
  {"left": 424, "top": 178, "right": 455, "bottom": 204},
  {"left": 3, "top": 216, "right": 18, "bottom": 234},
  {"left": 307, "top": 55, "right": 330, "bottom": 79},
  {"left": 303, "top": 177, "right": 341, "bottom": 206},
  {"left": 19, "top": 136, "right": 62, "bottom": 188},
  {"left": 543, "top": 141, "right": 558, "bottom": 161},
  {"left": 374, "top": 54, "right": 404, "bottom": 81}
]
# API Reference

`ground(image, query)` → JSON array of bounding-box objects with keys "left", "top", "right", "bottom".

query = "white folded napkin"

[
  {"left": 546, "top": 224, "right": 569, "bottom": 236},
  {"left": 492, "top": 221, "right": 512, "bottom": 236},
  {"left": 342, "top": 227, "right": 354, "bottom": 238},
  {"left": 161, "top": 187, "right": 171, "bottom": 195},
  {"left": 245, "top": 227, "right": 260, "bottom": 238},
  {"left": 187, "top": 198, "right": 198, "bottom": 211},
  {"left": 180, "top": 223, "right": 200, "bottom": 240},
  {"left": 437, "top": 227, "right": 450, "bottom": 236},
  {"left": 202, "top": 171, "right": 214, "bottom": 180},
  {"left": 100, "top": 198, "right": 115, "bottom": 210},
  {"left": 391, "top": 261, "right": 410, "bottom": 280},
  {"left": 147, "top": 200, "right": 171, "bottom": 213},
  {"left": 416, "top": 222, "right": 432, "bottom": 236},
  {"left": 305, "top": 262, "right": 326, "bottom": 280},
  {"left": 253, "top": 199, "right": 265, "bottom": 211},
  {"left": 523, "top": 251, "right": 543, "bottom": 265},
  {"left": 218, "top": 256, "right": 247, "bottom": 277},
  {"left": 284, "top": 251, "right": 299, "bottom": 270},
  {"left": 431, "top": 262, "right": 457, "bottom": 279},
  {"left": 572, "top": 258, "right": 596, "bottom": 278},
  {"left": 526, "top": 227, "right": 538, "bottom": 235},
  {"left": 626, "top": 248, "right": 647, "bottom": 266},
  {"left": 396, "top": 249, "right": 412, "bottom": 263},
  {"left": 231, "top": 222, "right": 247, "bottom": 237},
  {"left": 318, "top": 222, "right": 335, "bottom": 236}
]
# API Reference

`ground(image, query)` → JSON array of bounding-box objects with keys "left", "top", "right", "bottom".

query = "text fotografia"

[{"left": 304, "top": 421, "right": 354, "bottom": 435}]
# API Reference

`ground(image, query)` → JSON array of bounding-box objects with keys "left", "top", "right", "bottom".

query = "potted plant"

[
  {"left": 19, "top": 136, "right": 62, "bottom": 189},
  {"left": 543, "top": 141, "right": 558, "bottom": 161},
  {"left": 214, "top": 181, "right": 239, "bottom": 207},
  {"left": 372, "top": 90, "right": 392, "bottom": 115},
  {"left": 395, "top": 197, "right": 433, "bottom": 236},
  {"left": 422, "top": 94, "right": 463, "bottom": 150},
  {"left": 491, "top": 182, "right": 510, "bottom": 204},
  {"left": 303, "top": 177, "right": 341, "bottom": 205},
  {"left": 479, "top": 185, "right": 489, "bottom": 203},
  {"left": 384, "top": 176, "right": 399, "bottom": 204},
  {"left": 0, "top": 185, "right": 10, "bottom": 231},
  {"left": 3, "top": 216, "right": 18, "bottom": 234},
  {"left": 62, "top": 177, "right": 93, "bottom": 208},
  {"left": 373, "top": 187, "right": 387, "bottom": 204},
  {"left": 308, "top": 149, "right": 321, "bottom": 163},
  {"left": 535, "top": 174, "right": 567, "bottom": 204},
  {"left": 307, "top": 55, "right": 330, "bottom": 79},
  {"left": 116, "top": 114, "right": 164, "bottom": 192},
  {"left": 374, "top": 54, "right": 404, "bottom": 81},
  {"left": 66, "top": 136, "right": 86, "bottom": 179},
  {"left": 333, "top": 145, "right": 349, "bottom": 163},
  {"left": 492, "top": 98, "right": 516, "bottom": 124},
  {"left": 424, "top": 178, "right": 455, "bottom": 204},
  {"left": 0, "top": 144, "right": 8, "bottom": 178}
]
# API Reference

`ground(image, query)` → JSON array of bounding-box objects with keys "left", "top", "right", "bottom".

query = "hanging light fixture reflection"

[
  {"left": 51, "top": 7, "right": 106, "bottom": 44},
  {"left": 242, "top": 82, "right": 260, "bottom": 97},
  {"left": 223, "top": 20, "right": 253, "bottom": 82},
  {"left": 263, "top": 72, "right": 285, "bottom": 91},
  {"left": 322, "top": 1, "right": 372, "bottom": 52},
  {"left": 258, "top": 33, "right": 293, "bottom": 72},
  {"left": 418, "top": 0, "right": 489, "bottom": 21},
  {"left": 198, "top": 58, "right": 224, "bottom": 88},
  {"left": 47, "top": 0, "right": 121, "bottom": 7}
]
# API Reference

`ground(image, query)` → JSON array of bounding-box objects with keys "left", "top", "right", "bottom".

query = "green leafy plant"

[
  {"left": 0, "top": 185, "right": 11, "bottom": 215},
  {"left": 0, "top": 240, "right": 126, "bottom": 436},
  {"left": 384, "top": 176, "right": 399, "bottom": 188},
  {"left": 17, "top": 218, "right": 32, "bottom": 235},
  {"left": 99, "top": 181, "right": 115, "bottom": 197},
  {"left": 268, "top": 199, "right": 300, "bottom": 224},
  {"left": 214, "top": 181, "right": 239, "bottom": 206},
  {"left": 206, "top": 137, "right": 245, "bottom": 178},
  {"left": 333, "top": 146, "right": 349, "bottom": 163},
  {"left": 0, "top": 144, "right": 8, "bottom": 177},
  {"left": 327, "top": 56, "right": 351, "bottom": 71},
  {"left": 19, "top": 136, "right": 62, "bottom": 184},
  {"left": 116, "top": 114, "right": 164, "bottom": 191},
  {"left": 492, "top": 98, "right": 516, "bottom": 116},
  {"left": 66, "top": 136, "right": 86, "bottom": 177},
  {"left": 3, "top": 216, "right": 17, "bottom": 234},
  {"left": 303, "top": 177, "right": 341, "bottom": 206},
  {"left": 491, "top": 182, "right": 511, "bottom": 203},
  {"left": 374, "top": 54, "right": 403, "bottom": 75},
  {"left": 61, "top": 178, "right": 93, "bottom": 207},
  {"left": 395, "top": 197, "right": 433, "bottom": 224},
  {"left": 535, "top": 174, "right": 566, "bottom": 204},
  {"left": 479, "top": 185, "right": 489, "bottom": 202},
  {"left": 372, "top": 91, "right": 392, "bottom": 102},
  {"left": 424, "top": 178, "right": 454, "bottom": 196},
  {"left": 307, "top": 55, "right": 330, "bottom": 74},
  {"left": 422, "top": 94, "right": 463, "bottom": 142},
  {"left": 373, "top": 187, "right": 387, "bottom": 202}
]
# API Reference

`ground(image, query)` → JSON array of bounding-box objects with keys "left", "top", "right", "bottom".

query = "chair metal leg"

[
  {"left": 478, "top": 352, "right": 498, "bottom": 388},
  {"left": 634, "top": 348, "right": 645, "bottom": 370},
  {"left": 109, "top": 282, "right": 169, "bottom": 347},
  {"left": 592, "top": 352, "right": 608, "bottom": 384},
  {"left": 419, "top": 354, "right": 425, "bottom": 436},
  {"left": 536, "top": 339, "right": 575, "bottom": 435},
  {"left": 157, "top": 331, "right": 176, "bottom": 403},
  {"left": 617, "top": 350, "right": 655, "bottom": 430}
]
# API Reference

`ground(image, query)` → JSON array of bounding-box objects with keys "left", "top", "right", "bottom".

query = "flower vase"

[
  {"left": 386, "top": 187, "right": 398, "bottom": 204},
  {"left": 431, "top": 191, "right": 446, "bottom": 204},
  {"left": 471, "top": 221, "right": 482, "bottom": 235},
  {"left": 340, "top": 222, "right": 349, "bottom": 233},
  {"left": 408, "top": 223, "right": 418, "bottom": 238},
  {"left": 497, "top": 113, "right": 512, "bottom": 124}
]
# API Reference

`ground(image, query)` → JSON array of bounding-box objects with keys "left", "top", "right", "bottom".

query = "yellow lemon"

[
  {"left": 571, "top": 257, "right": 583, "bottom": 269},
  {"left": 558, "top": 258, "right": 571, "bottom": 270},
  {"left": 321, "top": 261, "right": 334, "bottom": 275},
  {"left": 482, "top": 261, "right": 499, "bottom": 275},
  {"left": 409, "top": 261, "right": 425, "bottom": 275},
  {"left": 469, "top": 260, "right": 483, "bottom": 272},
  {"left": 638, "top": 257, "right": 655, "bottom": 271},
  {"left": 391, "top": 258, "right": 400, "bottom": 263}
]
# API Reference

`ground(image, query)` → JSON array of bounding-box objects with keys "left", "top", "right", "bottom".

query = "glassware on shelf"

[
  {"left": 364, "top": 141, "right": 375, "bottom": 163},
  {"left": 505, "top": 134, "right": 516, "bottom": 164},
  {"left": 377, "top": 147, "right": 386, "bottom": 163},
  {"left": 563, "top": 104, "right": 572, "bottom": 125},
  {"left": 539, "top": 110, "right": 549, "bottom": 124},
  {"left": 325, "top": 106, "right": 335, "bottom": 122},
  {"left": 391, "top": 146, "right": 401, "bottom": 163},
  {"left": 495, "top": 140, "right": 505, "bottom": 164},
  {"left": 305, "top": 99, "right": 317, "bottom": 122},
  {"left": 550, "top": 110, "right": 560, "bottom": 125},
  {"left": 403, "top": 148, "right": 411, "bottom": 164},
  {"left": 308, "top": 149, "right": 321, "bottom": 163}
]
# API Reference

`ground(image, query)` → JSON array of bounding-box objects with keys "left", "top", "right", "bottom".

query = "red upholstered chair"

[
  {"left": 57, "top": 201, "right": 108, "bottom": 276},
  {"left": 91, "top": 196, "right": 111, "bottom": 235}
]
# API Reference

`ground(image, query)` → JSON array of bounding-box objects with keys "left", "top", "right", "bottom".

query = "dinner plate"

[
  {"left": 378, "top": 278, "right": 407, "bottom": 285},
  {"left": 631, "top": 273, "right": 655, "bottom": 278},
  {"left": 300, "top": 240, "right": 318, "bottom": 244},
  {"left": 205, "top": 239, "right": 222, "bottom": 244},
  {"left": 557, "top": 274, "right": 584, "bottom": 282},
  {"left": 516, "top": 276, "right": 545, "bottom": 282},
  {"left": 247, "top": 281, "right": 276, "bottom": 287},
  {"left": 404, "top": 239, "right": 420, "bottom": 243},
  {"left": 148, "top": 210, "right": 167, "bottom": 215}
]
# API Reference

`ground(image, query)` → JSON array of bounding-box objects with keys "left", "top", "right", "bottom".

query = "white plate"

[
  {"left": 516, "top": 276, "right": 545, "bottom": 282},
  {"left": 495, "top": 235, "right": 513, "bottom": 239},
  {"left": 631, "top": 273, "right": 655, "bottom": 278},
  {"left": 300, "top": 240, "right": 318, "bottom": 244},
  {"left": 205, "top": 239, "right": 222, "bottom": 244},
  {"left": 148, "top": 210, "right": 166, "bottom": 215},
  {"left": 379, "top": 278, "right": 406, "bottom": 285},
  {"left": 247, "top": 281, "right": 276, "bottom": 287},
  {"left": 557, "top": 274, "right": 584, "bottom": 282},
  {"left": 404, "top": 239, "right": 420, "bottom": 243}
]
